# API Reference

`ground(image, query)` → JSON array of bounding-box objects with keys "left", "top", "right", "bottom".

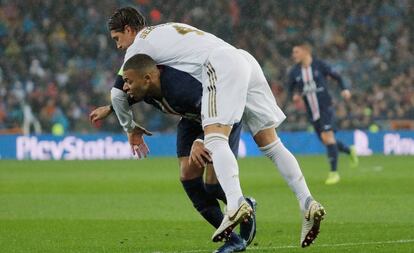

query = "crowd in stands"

[{"left": 0, "top": 0, "right": 412, "bottom": 134}]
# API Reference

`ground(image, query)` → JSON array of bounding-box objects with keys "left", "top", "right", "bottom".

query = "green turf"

[{"left": 1, "top": 155, "right": 414, "bottom": 253}]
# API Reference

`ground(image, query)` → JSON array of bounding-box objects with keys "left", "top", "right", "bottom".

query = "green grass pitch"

[{"left": 1, "top": 155, "right": 413, "bottom": 253}]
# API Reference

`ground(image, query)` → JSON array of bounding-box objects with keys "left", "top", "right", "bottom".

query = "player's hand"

[
  {"left": 341, "top": 89, "right": 351, "bottom": 101},
  {"left": 189, "top": 140, "right": 212, "bottom": 169},
  {"left": 89, "top": 105, "right": 112, "bottom": 124},
  {"left": 127, "top": 126, "right": 153, "bottom": 159}
]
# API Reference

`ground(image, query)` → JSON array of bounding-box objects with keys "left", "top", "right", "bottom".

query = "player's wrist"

[
  {"left": 109, "top": 104, "right": 114, "bottom": 112},
  {"left": 194, "top": 138, "right": 204, "bottom": 144}
]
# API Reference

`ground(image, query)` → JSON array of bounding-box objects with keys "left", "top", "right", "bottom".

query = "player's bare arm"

[{"left": 89, "top": 105, "right": 113, "bottom": 123}]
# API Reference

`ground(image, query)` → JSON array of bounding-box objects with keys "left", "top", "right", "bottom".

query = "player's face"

[
  {"left": 292, "top": 46, "right": 306, "bottom": 63},
  {"left": 110, "top": 26, "right": 136, "bottom": 50},
  {"left": 123, "top": 69, "right": 149, "bottom": 101}
]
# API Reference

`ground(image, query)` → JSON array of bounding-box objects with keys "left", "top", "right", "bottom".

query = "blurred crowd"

[{"left": 0, "top": 0, "right": 412, "bottom": 134}]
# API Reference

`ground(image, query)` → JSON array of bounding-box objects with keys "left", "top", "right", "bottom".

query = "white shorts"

[{"left": 201, "top": 48, "right": 286, "bottom": 136}]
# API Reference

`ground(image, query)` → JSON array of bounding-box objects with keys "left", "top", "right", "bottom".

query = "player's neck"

[
  {"left": 301, "top": 56, "right": 313, "bottom": 67},
  {"left": 148, "top": 82, "right": 162, "bottom": 100}
]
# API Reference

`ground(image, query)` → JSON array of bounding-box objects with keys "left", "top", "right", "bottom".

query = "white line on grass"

[{"left": 169, "top": 239, "right": 414, "bottom": 253}]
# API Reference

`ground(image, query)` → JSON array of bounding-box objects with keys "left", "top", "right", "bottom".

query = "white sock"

[
  {"left": 204, "top": 133, "right": 244, "bottom": 211},
  {"left": 260, "top": 138, "right": 312, "bottom": 211}
]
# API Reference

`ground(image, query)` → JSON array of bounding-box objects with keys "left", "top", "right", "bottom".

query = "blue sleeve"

[
  {"left": 320, "top": 60, "right": 347, "bottom": 90},
  {"left": 113, "top": 75, "right": 124, "bottom": 90},
  {"left": 287, "top": 69, "right": 297, "bottom": 97}
]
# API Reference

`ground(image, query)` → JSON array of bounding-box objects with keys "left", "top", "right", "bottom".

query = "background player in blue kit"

[
  {"left": 90, "top": 63, "right": 256, "bottom": 253},
  {"left": 288, "top": 42, "right": 359, "bottom": 185}
]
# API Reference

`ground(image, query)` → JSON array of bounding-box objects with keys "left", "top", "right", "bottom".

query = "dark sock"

[
  {"left": 181, "top": 177, "right": 223, "bottom": 228},
  {"left": 205, "top": 183, "right": 227, "bottom": 204},
  {"left": 326, "top": 144, "right": 338, "bottom": 172},
  {"left": 337, "top": 141, "right": 350, "bottom": 154},
  {"left": 228, "top": 232, "right": 241, "bottom": 242}
]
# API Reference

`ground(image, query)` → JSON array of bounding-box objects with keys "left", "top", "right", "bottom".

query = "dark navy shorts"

[
  {"left": 176, "top": 118, "right": 242, "bottom": 158},
  {"left": 312, "top": 106, "right": 337, "bottom": 136}
]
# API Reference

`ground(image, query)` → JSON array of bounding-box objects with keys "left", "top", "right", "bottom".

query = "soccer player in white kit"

[{"left": 108, "top": 7, "right": 326, "bottom": 248}]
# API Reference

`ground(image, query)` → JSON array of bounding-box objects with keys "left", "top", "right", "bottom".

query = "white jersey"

[
  {"left": 113, "top": 22, "right": 285, "bottom": 134},
  {"left": 121, "top": 23, "right": 234, "bottom": 81}
]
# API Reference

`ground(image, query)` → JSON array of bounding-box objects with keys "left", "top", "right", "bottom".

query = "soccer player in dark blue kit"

[
  {"left": 90, "top": 61, "right": 256, "bottom": 253},
  {"left": 288, "top": 42, "right": 359, "bottom": 185}
]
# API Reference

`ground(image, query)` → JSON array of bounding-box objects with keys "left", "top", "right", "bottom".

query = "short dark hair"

[
  {"left": 294, "top": 42, "right": 313, "bottom": 53},
  {"left": 123, "top": 54, "right": 156, "bottom": 73},
  {"left": 107, "top": 7, "right": 146, "bottom": 32}
]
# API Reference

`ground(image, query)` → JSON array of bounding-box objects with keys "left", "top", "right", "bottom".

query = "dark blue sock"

[
  {"left": 326, "top": 144, "right": 338, "bottom": 172},
  {"left": 205, "top": 183, "right": 227, "bottom": 204},
  {"left": 337, "top": 141, "right": 350, "bottom": 154},
  {"left": 181, "top": 177, "right": 223, "bottom": 228}
]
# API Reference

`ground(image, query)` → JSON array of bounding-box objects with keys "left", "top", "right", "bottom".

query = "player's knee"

[
  {"left": 253, "top": 127, "right": 277, "bottom": 147},
  {"left": 180, "top": 162, "right": 204, "bottom": 181},
  {"left": 321, "top": 132, "right": 336, "bottom": 145},
  {"left": 204, "top": 133, "right": 229, "bottom": 152}
]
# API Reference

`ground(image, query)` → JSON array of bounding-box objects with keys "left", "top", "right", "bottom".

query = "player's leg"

[
  {"left": 253, "top": 127, "right": 325, "bottom": 247},
  {"left": 181, "top": 157, "right": 247, "bottom": 253},
  {"left": 177, "top": 119, "right": 225, "bottom": 229},
  {"left": 241, "top": 49, "right": 325, "bottom": 247},
  {"left": 329, "top": 107, "right": 359, "bottom": 168},
  {"left": 204, "top": 120, "right": 242, "bottom": 204},
  {"left": 204, "top": 124, "right": 252, "bottom": 242},
  {"left": 334, "top": 133, "right": 359, "bottom": 168},
  {"left": 202, "top": 49, "right": 253, "bottom": 242},
  {"left": 204, "top": 165, "right": 227, "bottom": 203},
  {"left": 336, "top": 140, "right": 350, "bottom": 154},
  {"left": 254, "top": 128, "right": 313, "bottom": 210},
  {"left": 179, "top": 157, "right": 227, "bottom": 229},
  {"left": 318, "top": 108, "right": 341, "bottom": 184},
  {"left": 205, "top": 121, "right": 257, "bottom": 247},
  {"left": 320, "top": 130, "right": 340, "bottom": 184}
]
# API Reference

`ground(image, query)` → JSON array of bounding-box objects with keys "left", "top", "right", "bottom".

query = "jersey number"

[{"left": 173, "top": 25, "right": 204, "bottom": 36}]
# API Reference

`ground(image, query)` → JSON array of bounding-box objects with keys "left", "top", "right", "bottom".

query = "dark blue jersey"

[
  {"left": 287, "top": 58, "right": 347, "bottom": 122},
  {"left": 140, "top": 65, "right": 241, "bottom": 157},
  {"left": 144, "top": 65, "right": 202, "bottom": 123}
]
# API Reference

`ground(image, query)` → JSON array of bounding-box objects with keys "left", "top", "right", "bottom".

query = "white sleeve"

[{"left": 110, "top": 87, "right": 138, "bottom": 133}]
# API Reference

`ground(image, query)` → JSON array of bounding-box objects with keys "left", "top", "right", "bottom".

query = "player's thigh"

[
  {"left": 318, "top": 107, "right": 337, "bottom": 144},
  {"left": 176, "top": 118, "right": 203, "bottom": 157},
  {"left": 177, "top": 119, "right": 205, "bottom": 180},
  {"left": 319, "top": 107, "right": 336, "bottom": 132},
  {"left": 239, "top": 50, "right": 286, "bottom": 137},
  {"left": 201, "top": 48, "right": 249, "bottom": 129}
]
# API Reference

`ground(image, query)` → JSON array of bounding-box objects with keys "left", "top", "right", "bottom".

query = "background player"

[{"left": 288, "top": 42, "right": 359, "bottom": 185}]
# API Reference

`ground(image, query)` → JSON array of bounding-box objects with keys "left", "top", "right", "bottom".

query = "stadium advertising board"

[{"left": 0, "top": 131, "right": 413, "bottom": 160}]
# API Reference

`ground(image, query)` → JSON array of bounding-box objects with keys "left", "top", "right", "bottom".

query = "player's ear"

[
  {"left": 124, "top": 25, "right": 132, "bottom": 34},
  {"left": 144, "top": 73, "right": 152, "bottom": 83}
]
